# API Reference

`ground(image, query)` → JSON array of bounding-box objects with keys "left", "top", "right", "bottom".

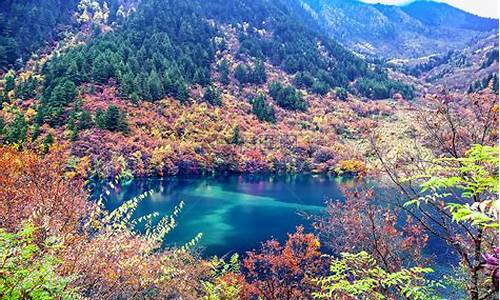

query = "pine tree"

[
  {"left": 230, "top": 125, "right": 244, "bottom": 145},
  {"left": 147, "top": 70, "right": 164, "bottom": 101},
  {"left": 104, "top": 105, "right": 122, "bottom": 132},
  {"left": 5, "top": 112, "right": 28, "bottom": 144},
  {"left": 175, "top": 81, "right": 189, "bottom": 103},
  {"left": 49, "top": 79, "right": 77, "bottom": 106},
  {"left": 252, "top": 60, "right": 267, "bottom": 84},
  {"left": 251, "top": 93, "right": 276, "bottom": 123},
  {"left": 78, "top": 110, "right": 93, "bottom": 130},
  {"left": 92, "top": 53, "right": 114, "bottom": 83},
  {"left": 218, "top": 60, "right": 230, "bottom": 85},
  {"left": 203, "top": 86, "right": 222, "bottom": 106},
  {"left": 4, "top": 70, "right": 16, "bottom": 95},
  {"left": 95, "top": 109, "right": 106, "bottom": 129},
  {"left": 235, "top": 64, "right": 249, "bottom": 84},
  {"left": 43, "top": 133, "right": 54, "bottom": 154}
]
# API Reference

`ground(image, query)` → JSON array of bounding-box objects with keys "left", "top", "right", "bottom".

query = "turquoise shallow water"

[
  {"left": 101, "top": 174, "right": 357, "bottom": 256},
  {"left": 99, "top": 174, "right": 457, "bottom": 275}
]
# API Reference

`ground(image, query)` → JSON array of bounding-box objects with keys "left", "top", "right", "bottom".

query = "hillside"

[
  {"left": 300, "top": 0, "right": 499, "bottom": 58},
  {"left": 394, "top": 32, "right": 499, "bottom": 93},
  {"left": 0, "top": 0, "right": 414, "bottom": 178}
]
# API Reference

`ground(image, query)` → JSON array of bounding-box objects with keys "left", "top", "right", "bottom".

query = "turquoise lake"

[
  {"left": 101, "top": 174, "right": 357, "bottom": 256},
  {"left": 100, "top": 174, "right": 455, "bottom": 269}
]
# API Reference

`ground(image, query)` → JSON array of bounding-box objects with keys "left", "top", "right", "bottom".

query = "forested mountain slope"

[
  {"left": 300, "top": 0, "right": 499, "bottom": 58},
  {"left": 0, "top": 0, "right": 413, "bottom": 178},
  {"left": 0, "top": 0, "right": 79, "bottom": 69},
  {"left": 0, "top": 0, "right": 139, "bottom": 71}
]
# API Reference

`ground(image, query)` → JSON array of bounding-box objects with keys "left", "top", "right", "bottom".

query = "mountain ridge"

[{"left": 301, "top": 0, "right": 498, "bottom": 58}]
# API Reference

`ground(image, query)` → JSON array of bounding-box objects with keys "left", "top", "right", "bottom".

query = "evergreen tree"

[
  {"left": 234, "top": 64, "right": 249, "bottom": 84},
  {"left": 335, "top": 87, "right": 348, "bottom": 101},
  {"left": 92, "top": 53, "right": 114, "bottom": 83},
  {"left": 49, "top": 79, "right": 77, "bottom": 106},
  {"left": 312, "top": 80, "right": 329, "bottom": 96},
  {"left": 5, "top": 112, "right": 27, "bottom": 144},
  {"left": 269, "top": 81, "right": 307, "bottom": 111},
  {"left": 104, "top": 105, "right": 122, "bottom": 132},
  {"left": 4, "top": 70, "right": 16, "bottom": 95},
  {"left": 95, "top": 109, "right": 106, "bottom": 130},
  {"left": 218, "top": 60, "right": 231, "bottom": 85},
  {"left": 251, "top": 60, "right": 267, "bottom": 84},
  {"left": 31, "top": 124, "right": 40, "bottom": 142},
  {"left": 78, "top": 110, "right": 93, "bottom": 130},
  {"left": 230, "top": 125, "right": 244, "bottom": 145},
  {"left": 147, "top": 70, "right": 164, "bottom": 101},
  {"left": 203, "top": 86, "right": 222, "bottom": 106},
  {"left": 175, "top": 81, "right": 189, "bottom": 103},
  {"left": 43, "top": 133, "right": 54, "bottom": 154},
  {"left": 251, "top": 93, "right": 276, "bottom": 123}
]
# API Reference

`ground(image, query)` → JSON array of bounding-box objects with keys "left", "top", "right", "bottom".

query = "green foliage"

[
  {"left": 294, "top": 72, "right": 315, "bottom": 89},
  {"left": 355, "top": 71, "right": 414, "bottom": 100},
  {"left": 4, "top": 70, "right": 16, "bottom": 95},
  {"left": 468, "top": 73, "right": 498, "bottom": 94},
  {"left": 37, "top": 78, "right": 78, "bottom": 126},
  {"left": 43, "top": 0, "right": 216, "bottom": 106},
  {"left": 0, "top": 222, "right": 79, "bottom": 299},
  {"left": 230, "top": 125, "right": 244, "bottom": 145},
  {"left": 218, "top": 60, "right": 231, "bottom": 85},
  {"left": 334, "top": 87, "right": 348, "bottom": 101},
  {"left": 0, "top": 0, "right": 79, "bottom": 69},
  {"left": 43, "top": 133, "right": 54, "bottom": 154},
  {"left": 312, "top": 80, "right": 330, "bottom": 96},
  {"left": 481, "top": 49, "right": 499, "bottom": 69},
  {"left": 250, "top": 93, "right": 276, "bottom": 123},
  {"left": 147, "top": 70, "right": 164, "bottom": 101},
  {"left": 202, "top": 253, "right": 241, "bottom": 300},
  {"left": 204, "top": 86, "right": 222, "bottom": 106},
  {"left": 234, "top": 61, "right": 267, "bottom": 85},
  {"left": 2, "top": 112, "right": 28, "bottom": 145},
  {"left": 95, "top": 105, "right": 129, "bottom": 133},
  {"left": 16, "top": 76, "right": 40, "bottom": 100},
  {"left": 406, "top": 145, "right": 499, "bottom": 229},
  {"left": 313, "top": 252, "right": 442, "bottom": 300},
  {"left": 269, "top": 81, "right": 307, "bottom": 111}
]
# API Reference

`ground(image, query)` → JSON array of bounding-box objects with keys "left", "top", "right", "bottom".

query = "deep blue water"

[{"left": 99, "top": 174, "right": 456, "bottom": 273}]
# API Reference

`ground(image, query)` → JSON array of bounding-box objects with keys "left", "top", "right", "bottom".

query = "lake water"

[
  {"left": 101, "top": 174, "right": 359, "bottom": 256},
  {"left": 99, "top": 174, "right": 455, "bottom": 271}
]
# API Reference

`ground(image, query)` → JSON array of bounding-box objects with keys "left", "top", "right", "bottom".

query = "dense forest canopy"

[
  {"left": 36, "top": 0, "right": 411, "bottom": 124},
  {"left": 0, "top": 0, "right": 79, "bottom": 69}
]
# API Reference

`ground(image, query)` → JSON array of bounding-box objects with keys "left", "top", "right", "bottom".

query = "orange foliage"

[
  {"left": 0, "top": 145, "right": 89, "bottom": 234},
  {"left": 241, "top": 226, "right": 329, "bottom": 299}
]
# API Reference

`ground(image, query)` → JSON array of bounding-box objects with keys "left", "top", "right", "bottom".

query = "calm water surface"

[
  {"left": 102, "top": 174, "right": 357, "bottom": 256},
  {"left": 100, "top": 174, "right": 455, "bottom": 271}
]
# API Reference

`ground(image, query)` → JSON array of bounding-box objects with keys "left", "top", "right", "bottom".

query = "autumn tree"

[
  {"left": 311, "top": 187, "right": 428, "bottom": 274},
  {"left": 241, "top": 227, "right": 329, "bottom": 299},
  {"left": 370, "top": 90, "right": 499, "bottom": 300}
]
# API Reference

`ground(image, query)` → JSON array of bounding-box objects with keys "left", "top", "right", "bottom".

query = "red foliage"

[
  {"left": 241, "top": 226, "right": 329, "bottom": 299},
  {"left": 312, "top": 186, "right": 428, "bottom": 273}
]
